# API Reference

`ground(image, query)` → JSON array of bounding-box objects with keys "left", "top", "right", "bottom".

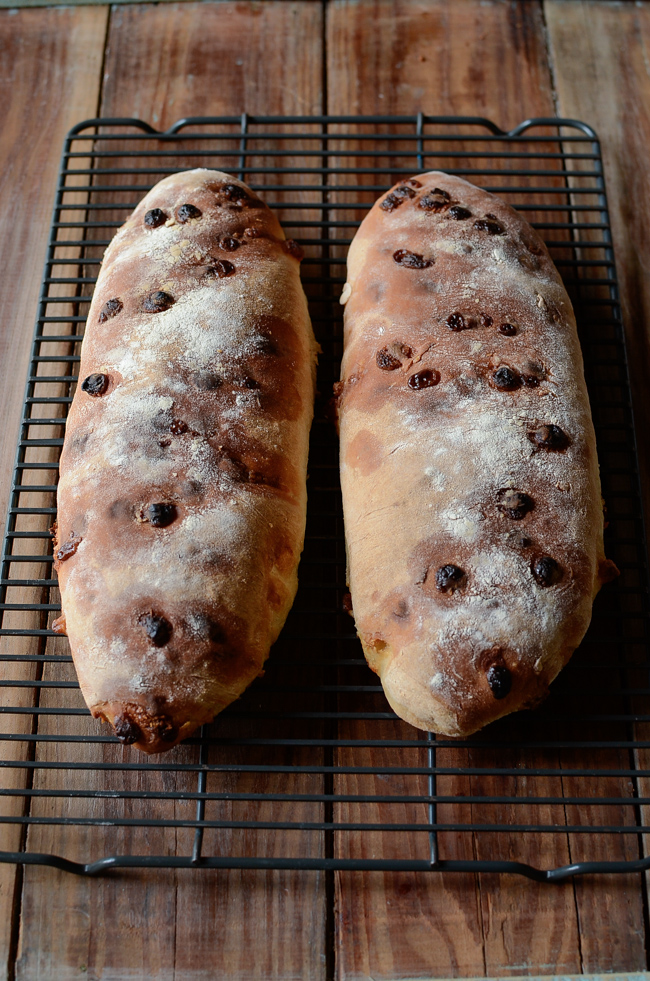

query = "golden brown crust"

[
  {"left": 56, "top": 169, "right": 317, "bottom": 753},
  {"left": 339, "top": 171, "right": 610, "bottom": 737}
]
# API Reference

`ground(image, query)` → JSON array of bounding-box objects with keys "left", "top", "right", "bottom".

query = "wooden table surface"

[{"left": 2, "top": 1, "right": 650, "bottom": 978}]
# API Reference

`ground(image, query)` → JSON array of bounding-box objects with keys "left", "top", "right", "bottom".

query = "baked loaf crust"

[
  {"left": 338, "top": 171, "right": 616, "bottom": 737},
  {"left": 54, "top": 169, "right": 317, "bottom": 753}
]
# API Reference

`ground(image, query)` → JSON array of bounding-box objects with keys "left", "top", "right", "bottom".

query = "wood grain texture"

[
  {"left": 0, "top": 6, "right": 108, "bottom": 560},
  {"left": 101, "top": 0, "right": 322, "bottom": 125},
  {"left": 333, "top": 717, "right": 486, "bottom": 980},
  {"left": 4, "top": 276, "right": 92, "bottom": 981},
  {"left": 327, "top": 1, "right": 646, "bottom": 977},
  {"left": 545, "top": 2, "right": 650, "bottom": 970},
  {"left": 17, "top": 627, "right": 327, "bottom": 981},
  {"left": 14, "top": 4, "right": 326, "bottom": 980},
  {"left": 3, "top": 2, "right": 650, "bottom": 978},
  {"left": 327, "top": 0, "right": 555, "bottom": 129},
  {"left": 0, "top": 9, "right": 107, "bottom": 980},
  {"left": 545, "top": 0, "right": 650, "bottom": 544}
]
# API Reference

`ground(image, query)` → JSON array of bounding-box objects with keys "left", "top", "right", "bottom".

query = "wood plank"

[
  {"left": 14, "top": 4, "right": 327, "bottom": 980},
  {"left": 3, "top": 248, "right": 95, "bottom": 981},
  {"left": 17, "top": 620, "right": 327, "bottom": 981},
  {"left": 101, "top": 0, "right": 322, "bottom": 126},
  {"left": 0, "top": 9, "right": 108, "bottom": 980},
  {"left": 545, "top": 2, "right": 650, "bottom": 972},
  {"left": 327, "top": 2, "right": 565, "bottom": 976},
  {"left": 327, "top": 1, "right": 646, "bottom": 977},
  {"left": 0, "top": 6, "right": 108, "bottom": 550},
  {"left": 545, "top": 0, "right": 650, "bottom": 556},
  {"left": 333, "top": 714, "right": 486, "bottom": 981},
  {"left": 327, "top": 0, "right": 556, "bottom": 131}
]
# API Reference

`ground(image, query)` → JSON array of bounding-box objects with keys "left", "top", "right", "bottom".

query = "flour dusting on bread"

[
  {"left": 56, "top": 169, "right": 317, "bottom": 752},
  {"left": 339, "top": 171, "right": 613, "bottom": 736}
]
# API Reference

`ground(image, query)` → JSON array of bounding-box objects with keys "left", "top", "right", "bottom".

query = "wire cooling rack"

[{"left": 1, "top": 115, "right": 649, "bottom": 881}]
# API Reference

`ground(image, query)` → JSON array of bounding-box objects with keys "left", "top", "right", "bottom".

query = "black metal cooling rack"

[{"left": 1, "top": 114, "right": 649, "bottom": 881}]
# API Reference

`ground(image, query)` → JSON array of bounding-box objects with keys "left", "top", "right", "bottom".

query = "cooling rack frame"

[{"left": 1, "top": 114, "right": 649, "bottom": 879}]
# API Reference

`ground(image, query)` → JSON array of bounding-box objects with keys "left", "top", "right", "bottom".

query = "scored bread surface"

[
  {"left": 338, "top": 172, "right": 615, "bottom": 737},
  {"left": 55, "top": 169, "right": 318, "bottom": 753}
]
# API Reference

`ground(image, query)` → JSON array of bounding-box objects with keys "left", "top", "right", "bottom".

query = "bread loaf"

[
  {"left": 54, "top": 169, "right": 317, "bottom": 753},
  {"left": 337, "top": 172, "right": 616, "bottom": 737}
]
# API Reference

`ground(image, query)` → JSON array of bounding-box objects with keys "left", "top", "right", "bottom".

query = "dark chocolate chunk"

[
  {"left": 219, "top": 236, "right": 241, "bottom": 251},
  {"left": 474, "top": 218, "right": 505, "bottom": 235},
  {"left": 205, "top": 620, "right": 226, "bottom": 645},
  {"left": 221, "top": 183, "right": 251, "bottom": 203},
  {"left": 376, "top": 347, "right": 402, "bottom": 371},
  {"left": 392, "top": 184, "right": 417, "bottom": 200},
  {"left": 55, "top": 534, "right": 82, "bottom": 563},
  {"left": 381, "top": 193, "right": 402, "bottom": 212},
  {"left": 393, "top": 249, "right": 433, "bottom": 268},
  {"left": 393, "top": 598, "right": 409, "bottom": 618},
  {"left": 418, "top": 189, "right": 451, "bottom": 212},
  {"left": 98, "top": 297, "right": 123, "bottom": 324},
  {"left": 204, "top": 260, "right": 235, "bottom": 279},
  {"left": 159, "top": 723, "right": 178, "bottom": 743},
  {"left": 435, "top": 564, "right": 466, "bottom": 592},
  {"left": 81, "top": 373, "right": 109, "bottom": 397},
  {"left": 492, "top": 366, "right": 521, "bottom": 391},
  {"left": 446, "top": 312, "right": 467, "bottom": 332},
  {"left": 244, "top": 226, "right": 263, "bottom": 239},
  {"left": 405, "top": 178, "right": 423, "bottom": 188},
  {"left": 140, "top": 613, "right": 172, "bottom": 647},
  {"left": 408, "top": 369, "right": 440, "bottom": 389},
  {"left": 519, "top": 537, "right": 532, "bottom": 548},
  {"left": 498, "top": 322, "right": 517, "bottom": 336},
  {"left": 497, "top": 488, "right": 534, "bottom": 520},
  {"left": 448, "top": 205, "right": 472, "bottom": 220},
  {"left": 242, "top": 376, "right": 259, "bottom": 389},
  {"left": 532, "top": 555, "right": 563, "bottom": 587},
  {"left": 170, "top": 419, "right": 188, "bottom": 435},
  {"left": 529, "top": 424, "right": 569, "bottom": 451},
  {"left": 146, "top": 503, "right": 177, "bottom": 528},
  {"left": 284, "top": 239, "right": 305, "bottom": 260},
  {"left": 143, "top": 290, "right": 174, "bottom": 313},
  {"left": 144, "top": 208, "right": 167, "bottom": 228},
  {"left": 113, "top": 715, "right": 141, "bottom": 745},
  {"left": 190, "top": 370, "right": 222, "bottom": 390},
  {"left": 480, "top": 313, "right": 493, "bottom": 328},
  {"left": 177, "top": 203, "right": 202, "bottom": 222},
  {"left": 487, "top": 664, "right": 512, "bottom": 699}
]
